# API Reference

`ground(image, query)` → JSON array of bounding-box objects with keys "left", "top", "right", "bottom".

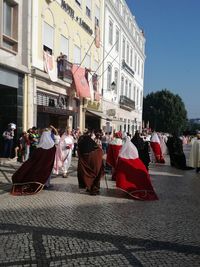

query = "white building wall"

[{"left": 102, "top": 0, "right": 146, "bottom": 135}]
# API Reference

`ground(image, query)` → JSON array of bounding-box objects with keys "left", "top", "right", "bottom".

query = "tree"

[{"left": 143, "top": 89, "right": 188, "bottom": 133}]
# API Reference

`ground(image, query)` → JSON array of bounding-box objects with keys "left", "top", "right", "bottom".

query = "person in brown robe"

[
  {"left": 11, "top": 129, "right": 56, "bottom": 195},
  {"left": 77, "top": 131, "right": 104, "bottom": 195}
]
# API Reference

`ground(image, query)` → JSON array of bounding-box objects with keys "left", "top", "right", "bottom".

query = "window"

[
  {"left": 74, "top": 45, "right": 81, "bottom": 64},
  {"left": 122, "top": 37, "right": 125, "bottom": 60},
  {"left": 75, "top": 0, "right": 81, "bottom": 6},
  {"left": 121, "top": 76, "right": 124, "bottom": 95},
  {"left": 2, "top": 0, "right": 18, "bottom": 53},
  {"left": 115, "top": 27, "right": 119, "bottom": 52},
  {"left": 133, "top": 85, "right": 136, "bottom": 101},
  {"left": 109, "top": 19, "right": 113, "bottom": 45},
  {"left": 126, "top": 42, "right": 129, "bottom": 64},
  {"left": 125, "top": 79, "right": 128, "bottom": 97},
  {"left": 107, "top": 64, "right": 112, "bottom": 91},
  {"left": 94, "top": 60, "right": 99, "bottom": 75},
  {"left": 84, "top": 54, "right": 91, "bottom": 69},
  {"left": 140, "top": 91, "right": 143, "bottom": 107},
  {"left": 43, "top": 22, "right": 54, "bottom": 54},
  {"left": 138, "top": 58, "right": 140, "bottom": 75},
  {"left": 130, "top": 48, "right": 133, "bottom": 67},
  {"left": 95, "top": 6, "right": 100, "bottom": 26},
  {"left": 129, "top": 82, "right": 132, "bottom": 99},
  {"left": 115, "top": 0, "right": 120, "bottom": 10},
  {"left": 141, "top": 62, "right": 144, "bottom": 79},
  {"left": 134, "top": 53, "right": 137, "bottom": 72},
  {"left": 114, "top": 69, "right": 118, "bottom": 94},
  {"left": 86, "top": 0, "right": 91, "bottom": 18},
  {"left": 60, "top": 35, "right": 69, "bottom": 57},
  {"left": 137, "top": 88, "right": 139, "bottom": 107},
  {"left": 123, "top": 7, "right": 126, "bottom": 20}
]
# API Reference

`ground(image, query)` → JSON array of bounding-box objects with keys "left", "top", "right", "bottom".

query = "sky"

[{"left": 125, "top": 0, "right": 200, "bottom": 118}]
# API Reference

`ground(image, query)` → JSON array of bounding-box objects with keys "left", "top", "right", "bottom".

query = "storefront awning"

[{"left": 86, "top": 109, "right": 111, "bottom": 121}]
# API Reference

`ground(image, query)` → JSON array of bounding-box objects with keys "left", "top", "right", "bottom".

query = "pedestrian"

[
  {"left": 11, "top": 129, "right": 56, "bottom": 195},
  {"left": 53, "top": 126, "right": 74, "bottom": 177},
  {"left": 29, "top": 126, "right": 40, "bottom": 157},
  {"left": 101, "top": 132, "right": 109, "bottom": 154},
  {"left": 115, "top": 136, "right": 158, "bottom": 200},
  {"left": 150, "top": 132, "right": 165, "bottom": 163},
  {"left": 2, "top": 123, "right": 16, "bottom": 158},
  {"left": 72, "top": 127, "right": 81, "bottom": 157},
  {"left": 77, "top": 130, "right": 104, "bottom": 195},
  {"left": 131, "top": 130, "right": 150, "bottom": 171},
  {"left": 189, "top": 131, "right": 200, "bottom": 173},
  {"left": 49, "top": 125, "right": 60, "bottom": 146},
  {"left": 94, "top": 132, "right": 102, "bottom": 148}
]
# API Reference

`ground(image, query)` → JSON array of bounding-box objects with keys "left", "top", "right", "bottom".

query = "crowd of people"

[{"left": 1, "top": 122, "right": 200, "bottom": 200}]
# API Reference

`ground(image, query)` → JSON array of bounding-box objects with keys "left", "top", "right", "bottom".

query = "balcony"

[
  {"left": 119, "top": 95, "right": 135, "bottom": 111},
  {"left": 122, "top": 59, "right": 135, "bottom": 77},
  {"left": 57, "top": 55, "right": 73, "bottom": 83}
]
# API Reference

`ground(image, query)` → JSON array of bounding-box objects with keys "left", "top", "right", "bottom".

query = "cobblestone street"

[{"left": 0, "top": 150, "right": 200, "bottom": 266}]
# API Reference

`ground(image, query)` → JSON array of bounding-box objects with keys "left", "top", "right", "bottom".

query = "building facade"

[
  {"left": 26, "top": 0, "right": 103, "bottom": 131},
  {"left": 0, "top": 0, "right": 30, "bottom": 152},
  {"left": 101, "top": 0, "right": 145, "bottom": 135},
  {"left": 0, "top": 0, "right": 145, "bottom": 141}
]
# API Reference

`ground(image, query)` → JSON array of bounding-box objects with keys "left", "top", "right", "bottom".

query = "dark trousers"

[{"left": 3, "top": 139, "right": 13, "bottom": 158}]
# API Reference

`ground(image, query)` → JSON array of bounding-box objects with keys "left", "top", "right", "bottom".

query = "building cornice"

[{"left": 0, "top": 62, "right": 29, "bottom": 74}]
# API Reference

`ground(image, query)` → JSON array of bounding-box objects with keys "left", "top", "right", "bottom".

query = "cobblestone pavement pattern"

[{"left": 0, "top": 145, "right": 200, "bottom": 266}]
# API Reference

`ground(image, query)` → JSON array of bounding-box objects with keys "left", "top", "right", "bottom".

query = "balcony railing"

[
  {"left": 119, "top": 95, "right": 135, "bottom": 110},
  {"left": 122, "top": 59, "right": 135, "bottom": 77},
  {"left": 57, "top": 55, "right": 73, "bottom": 83}
]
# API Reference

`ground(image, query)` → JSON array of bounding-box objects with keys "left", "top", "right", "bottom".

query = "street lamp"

[{"left": 111, "top": 81, "right": 116, "bottom": 91}]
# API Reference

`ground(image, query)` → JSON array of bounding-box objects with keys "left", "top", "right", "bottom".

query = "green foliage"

[{"left": 143, "top": 89, "right": 188, "bottom": 133}]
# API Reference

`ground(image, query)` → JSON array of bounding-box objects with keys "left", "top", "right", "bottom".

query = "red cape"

[
  {"left": 106, "top": 143, "right": 122, "bottom": 168},
  {"left": 150, "top": 142, "right": 165, "bottom": 163},
  {"left": 116, "top": 157, "right": 158, "bottom": 201},
  {"left": 11, "top": 146, "right": 56, "bottom": 195}
]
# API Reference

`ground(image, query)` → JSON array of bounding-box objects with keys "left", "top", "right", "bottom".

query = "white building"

[{"left": 101, "top": 0, "right": 145, "bottom": 135}]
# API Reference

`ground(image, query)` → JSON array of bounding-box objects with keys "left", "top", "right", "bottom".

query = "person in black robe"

[
  {"left": 131, "top": 131, "right": 150, "bottom": 171},
  {"left": 166, "top": 133, "right": 193, "bottom": 170}
]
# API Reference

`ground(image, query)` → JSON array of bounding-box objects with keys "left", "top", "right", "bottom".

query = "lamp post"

[
  {"left": 111, "top": 81, "right": 116, "bottom": 101},
  {"left": 111, "top": 81, "right": 116, "bottom": 92}
]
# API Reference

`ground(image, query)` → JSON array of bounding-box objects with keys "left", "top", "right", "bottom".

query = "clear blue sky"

[{"left": 125, "top": 0, "right": 200, "bottom": 119}]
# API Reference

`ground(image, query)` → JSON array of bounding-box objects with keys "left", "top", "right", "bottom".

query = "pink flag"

[{"left": 72, "top": 65, "right": 91, "bottom": 98}]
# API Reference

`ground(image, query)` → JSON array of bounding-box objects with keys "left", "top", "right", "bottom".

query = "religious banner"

[
  {"left": 43, "top": 51, "right": 58, "bottom": 82},
  {"left": 72, "top": 65, "right": 91, "bottom": 99}
]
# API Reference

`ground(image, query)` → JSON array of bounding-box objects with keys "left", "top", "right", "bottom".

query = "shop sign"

[
  {"left": 87, "top": 100, "right": 100, "bottom": 110},
  {"left": 106, "top": 109, "right": 116, "bottom": 116}
]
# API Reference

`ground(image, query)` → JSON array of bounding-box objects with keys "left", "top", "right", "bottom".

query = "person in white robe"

[
  {"left": 53, "top": 127, "right": 74, "bottom": 177},
  {"left": 189, "top": 131, "right": 200, "bottom": 173}
]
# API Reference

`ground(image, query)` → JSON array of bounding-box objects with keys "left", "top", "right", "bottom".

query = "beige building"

[{"left": 26, "top": 0, "right": 104, "bottom": 132}]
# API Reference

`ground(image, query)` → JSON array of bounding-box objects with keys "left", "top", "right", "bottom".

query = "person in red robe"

[
  {"left": 150, "top": 132, "right": 165, "bottom": 163},
  {"left": 11, "top": 129, "right": 56, "bottom": 195},
  {"left": 115, "top": 137, "right": 158, "bottom": 201},
  {"left": 106, "top": 131, "right": 123, "bottom": 180}
]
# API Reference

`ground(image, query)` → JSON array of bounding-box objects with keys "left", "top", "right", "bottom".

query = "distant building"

[{"left": 101, "top": 0, "right": 146, "bottom": 134}]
